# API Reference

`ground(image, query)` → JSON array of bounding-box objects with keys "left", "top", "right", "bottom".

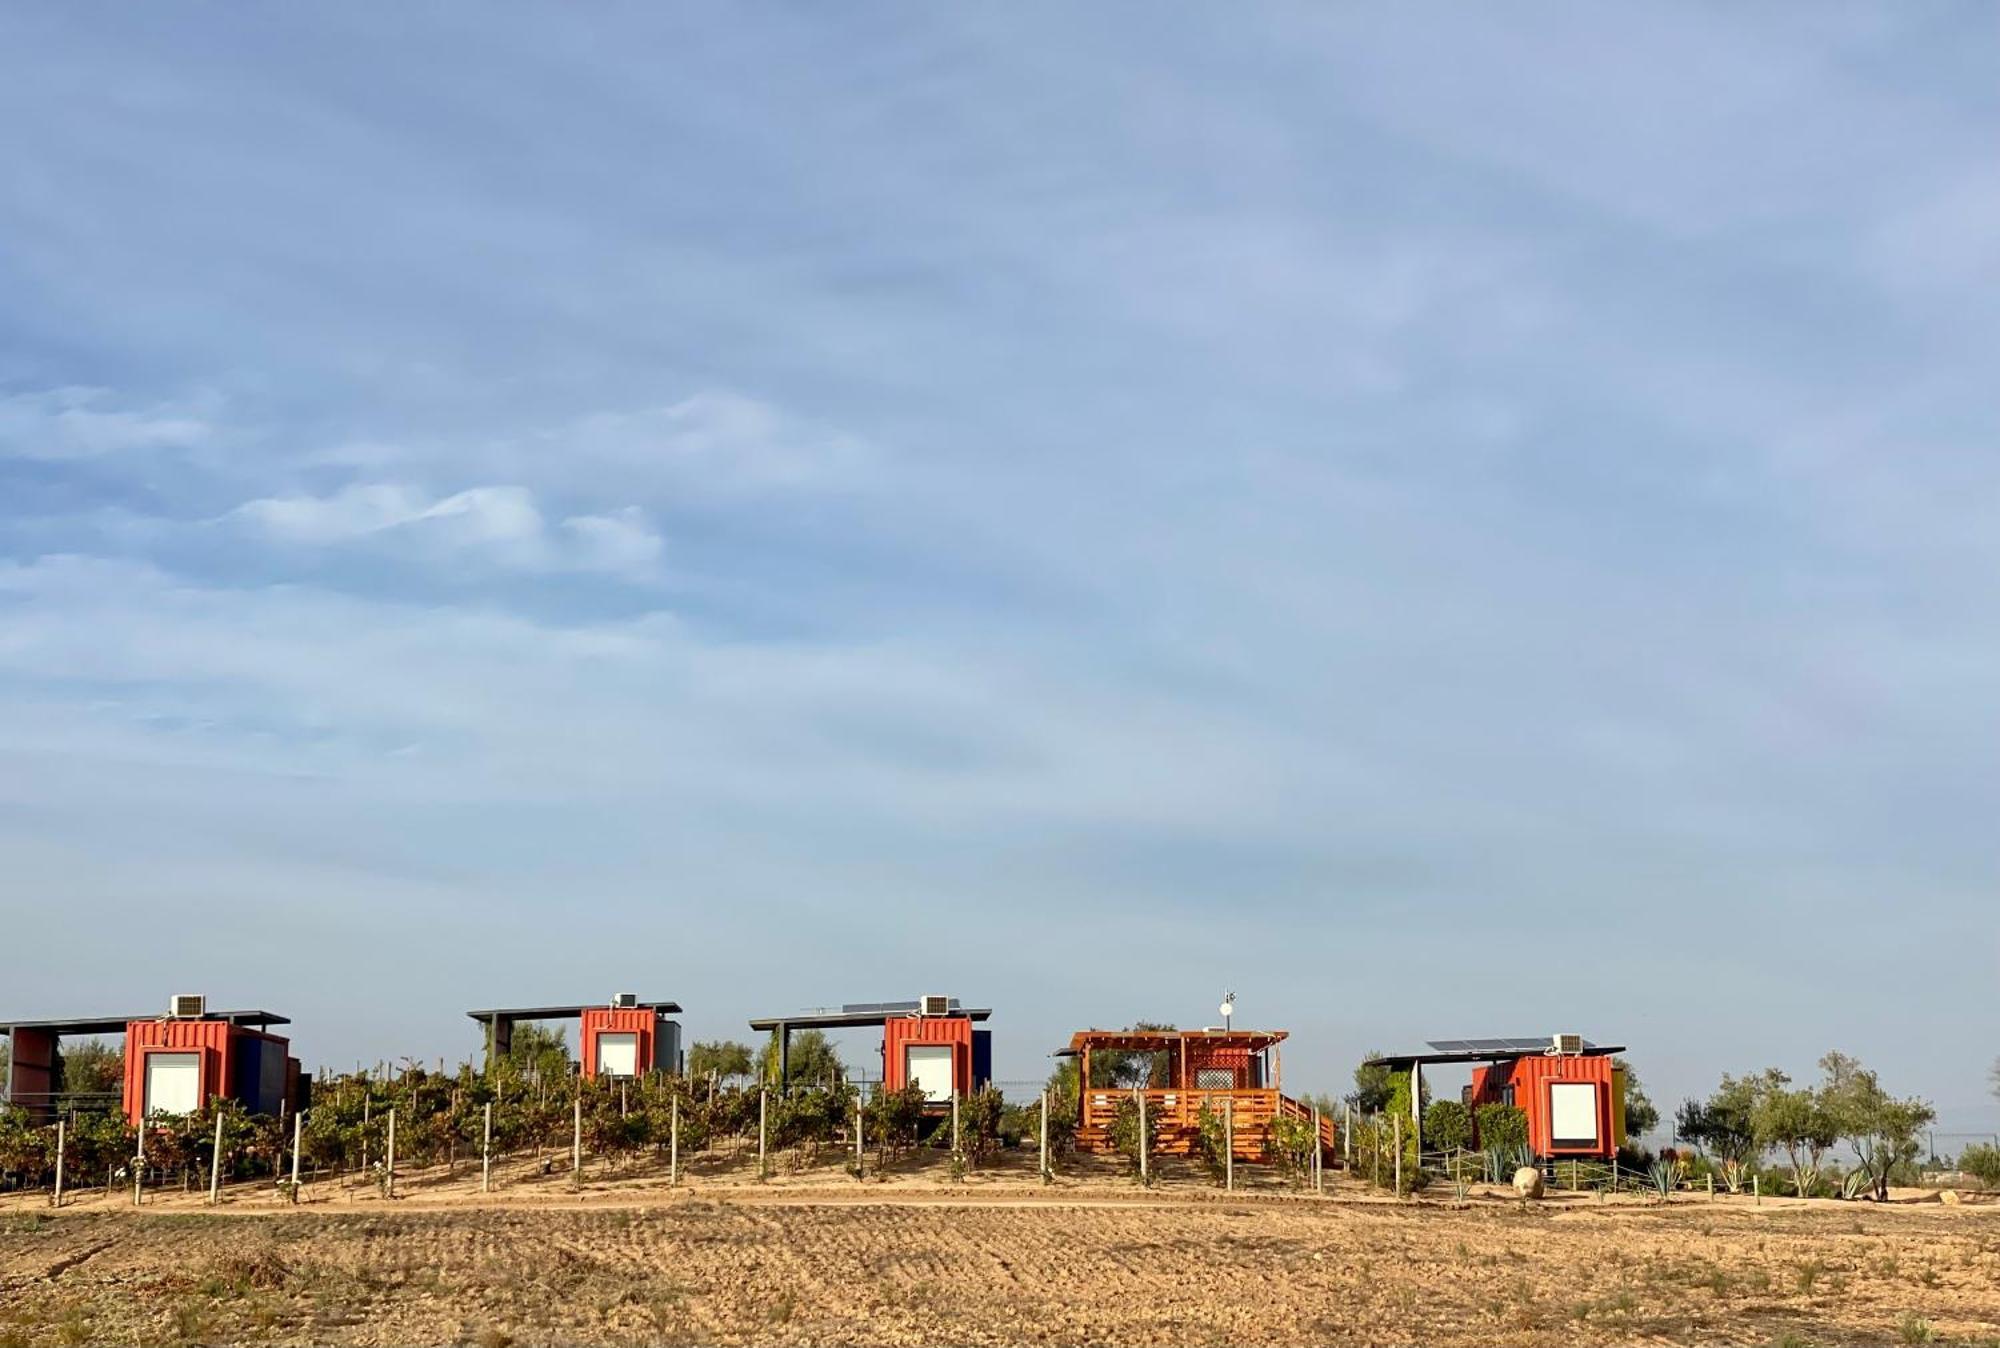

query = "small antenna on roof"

[{"left": 1218, "top": 991, "right": 1235, "bottom": 1032}]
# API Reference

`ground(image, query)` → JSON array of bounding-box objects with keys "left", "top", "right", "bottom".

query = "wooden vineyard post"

[
  {"left": 482, "top": 1102, "right": 493, "bottom": 1194},
  {"left": 1040, "top": 1091, "right": 1050, "bottom": 1184},
  {"left": 671, "top": 1096, "right": 681, "bottom": 1187},
  {"left": 1313, "top": 1106, "right": 1323, "bottom": 1194},
  {"left": 291, "top": 1110, "right": 304, "bottom": 1196},
  {"left": 1137, "top": 1090, "right": 1149, "bottom": 1187},
  {"left": 1344, "top": 1102, "right": 1353, "bottom": 1167},
  {"left": 53, "top": 1119, "right": 65, "bottom": 1209},
  {"left": 1754, "top": 1173, "right": 1760, "bottom": 1205},
  {"left": 1707, "top": 1172, "right": 1715, "bottom": 1202},
  {"left": 952, "top": 1092, "right": 961, "bottom": 1160},
  {"left": 1224, "top": 1100, "right": 1234, "bottom": 1192},
  {"left": 386, "top": 1108, "right": 397, "bottom": 1200},
  {"left": 571, "top": 1096, "right": 582, "bottom": 1184},
  {"left": 209, "top": 1111, "right": 224, "bottom": 1206},
  {"left": 852, "top": 1095, "right": 863, "bottom": 1182},
  {"left": 133, "top": 1121, "right": 144, "bottom": 1207},
  {"left": 1393, "top": 1113, "right": 1402, "bottom": 1198},
  {"left": 361, "top": 1095, "right": 370, "bottom": 1184},
  {"left": 758, "top": 1088, "right": 768, "bottom": 1180}
]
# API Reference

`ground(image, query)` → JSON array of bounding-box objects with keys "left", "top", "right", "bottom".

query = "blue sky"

[{"left": 2, "top": 5, "right": 1995, "bottom": 1132}]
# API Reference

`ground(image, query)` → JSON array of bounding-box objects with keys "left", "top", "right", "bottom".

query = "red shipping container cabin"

[
  {"left": 468, "top": 995, "right": 684, "bottom": 1080},
  {"left": 882, "top": 1012, "right": 976, "bottom": 1101},
  {"left": 749, "top": 996, "right": 992, "bottom": 1105},
  {"left": 1369, "top": 1034, "right": 1628, "bottom": 1162},
  {"left": 94, "top": 997, "right": 295, "bottom": 1126},
  {"left": 1469, "top": 1052, "right": 1622, "bottom": 1159}
]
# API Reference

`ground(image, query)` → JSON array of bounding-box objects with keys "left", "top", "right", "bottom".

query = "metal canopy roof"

[
  {"left": 0, "top": 1011, "right": 290, "bottom": 1035},
  {"left": 748, "top": 1000, "right": 992, "bottom": 1032},
  {"left": 467, "top": 1001, "right": 682, "bottom": 1023},
  {"left": 1368, "top": 1037, "right": 1623, "bottom": 1069}
]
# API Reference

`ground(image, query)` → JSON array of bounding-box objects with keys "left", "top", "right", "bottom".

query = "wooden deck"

[{"left": 1077, "top": 1088, "right": 1338, "bottom": 1161}]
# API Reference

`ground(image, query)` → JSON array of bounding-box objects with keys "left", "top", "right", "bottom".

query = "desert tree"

[
  {"left": 1614, "top": 1057, "right": 1659, "bottom": 1140},
  {"left": 1818, "top": 1051, "right": 1934, "bottom": 1202},
  {"left": 1749, "top": 1069, "right": 1837, "bottom": 1196},
  {"left": 1675, "top": 1073, "right": 1759, "bottom": 1191},
  {"left": 1350, "top": 1054, "right": 1393, "bottom": 1114},
  {"left": 688, "top": 1040, "right": 756, "bottom": 1082},
  {"left": 760, "top": 1029, "right": 846, "bottom": 1089}
]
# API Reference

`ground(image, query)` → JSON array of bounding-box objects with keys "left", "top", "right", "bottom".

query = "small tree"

[
  {"left": 1817, "top": 1052, "right": 1934, "bottom": 1202},
  {"left": 1423, "top": 1100, "right": 1472, "bottom": 1154},
  {"left": 1351, "top": 1055, "right": 1394, "bottom": 1114},
  {"left": 1675, "top": 1074, "right": 1760, "bottom": 1192},
  {"left": 1474, "top": 1103, "right": 1528, "bottom": 1154},
  {"left": 1750, "top": 1070, "right": 1836, "bottom": 1197},
  {"left": 760, "top": 1030, "right": 845, "bottom": 1088},
  {"left": 688, "top": 1040, "right": 756, "bottom": 1082},
  {"left": 1958, "top": 1143, "right": 2000, "bottom": 1189},
  {"left": 1614, "top": 1057, "right": 1659, "bottom": 1141}
]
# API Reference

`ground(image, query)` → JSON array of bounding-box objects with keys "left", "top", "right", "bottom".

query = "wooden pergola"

[{"left": 1059, "top": 1028, "right": 1333, "bottom": 1161}]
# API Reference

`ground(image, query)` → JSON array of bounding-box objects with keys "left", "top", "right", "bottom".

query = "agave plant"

[
  {"left": 1482, "top": 1143, "right": 1533, "bottom": 1184},
  {"left": 1647, "top": 1157, "right": 1680, "bottom": 1200},
  {"left": 1839, "top": 1169, "right": 1869, "bottom": 1201}
]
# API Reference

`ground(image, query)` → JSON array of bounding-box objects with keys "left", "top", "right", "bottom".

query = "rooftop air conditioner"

[
  {"left": 919, "top": 994, "right": 952, "bottom": 1017},
  {"left": 613, "top": 992, "right": 638, "bottom": 1009},
  {"left": 1551, "top": 1032, "right": 1584, "bottom": 1056},
  {"left": 169, "top": 994, "right": 206, "bottom": 1020}
]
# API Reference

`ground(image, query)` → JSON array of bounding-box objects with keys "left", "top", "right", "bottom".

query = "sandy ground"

[{"left": 2, "top": 1150, "right": 1995, "bottom": 1345}]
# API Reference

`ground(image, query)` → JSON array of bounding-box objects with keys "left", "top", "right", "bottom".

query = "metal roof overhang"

[
  {"left": 749, "top": 1007, "right": 993, "bottom": 1032},
  {"left": 1368, "top": 1043, "right": 1625, "bottom": 1070},
  {"left": 467, "top": 1002, "right": 682, "bottom": 1023},
  {"left": 0, "top": 1011, "right": 291, "bottom": 1036}
]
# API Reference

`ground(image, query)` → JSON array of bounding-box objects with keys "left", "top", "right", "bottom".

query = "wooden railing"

[{"left": 1078, "top": 1088, "right": 1336, "bottom": 1159}]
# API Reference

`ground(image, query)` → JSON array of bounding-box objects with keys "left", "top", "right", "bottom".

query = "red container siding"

[
  {"left": 881, "top": 1015, "right": 974, "bottom": 1098},
  {"left": 1471, "top": 1055, "right": 1616, "bottom": 1159},
  {"left": 580, "top": 1007, "right": 658, "bottom": 1080},
  {"left": 124, "top": 1018, "right": 232, "bottom": 1126},
  {"left": 1181, "top": 1042, "right": 1263, "bottom": 1089},
  {"left": 122, "top": 1020, "right": 298, "bottom": 1125}
]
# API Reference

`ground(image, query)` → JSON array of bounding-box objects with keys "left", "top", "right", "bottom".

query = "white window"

[
  {"left": 596, "top": 1032, "right": 639, "bottom": 1078},
  {"left": 144, "top": 1052, "right": 202, "bottom": 1117},
  {"left": 905, "top": 1044, "right": 954, "bottom": 1102},
  {"left": 1549, "top": 1080, "right": 1600, "bottom": 1149}
]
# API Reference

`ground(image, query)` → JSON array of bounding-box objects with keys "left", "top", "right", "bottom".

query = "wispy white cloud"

[
  {"left": 0, "top": 386, "right": 216, "bottom": 459},
  {"left": 231, "top": 483, "right": 663, "bottom": 577}
]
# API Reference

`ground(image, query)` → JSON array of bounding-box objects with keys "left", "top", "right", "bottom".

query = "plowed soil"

[{"left": 2, "top": 1163, "right": 1995, "bottom": 1345}]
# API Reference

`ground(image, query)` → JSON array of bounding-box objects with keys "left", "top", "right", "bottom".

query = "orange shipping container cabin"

[
  {"left": 748, "top": 996, "right": 992, "bottom": 1105},
  {"left": 469, "top": 994, "right": 684, "bottom": 1079},
  {"left": 1369, "top": 1035, "right": 1628, "bottom": 1161},
  {"left": 0, "top": 995, "right": 302, "bottom": 1127}
]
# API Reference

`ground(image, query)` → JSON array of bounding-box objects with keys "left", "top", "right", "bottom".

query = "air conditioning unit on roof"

[
  {"left": 613, "top": 992, "right": 638, "bottom": 1009},
  {"left": 919, "top": 994, "right": 952, "bottom": 1017},
  {"left": 1551, "top": 1032, "right": 1583, "bottom": 1056},
  {"left": 169, "top": 993, "right": 206, "bottom": 1019}
]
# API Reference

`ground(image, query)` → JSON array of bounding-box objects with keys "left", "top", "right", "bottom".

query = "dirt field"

[{"left": 2, "top": 1156, "right": 1996, "bottom": 1346}]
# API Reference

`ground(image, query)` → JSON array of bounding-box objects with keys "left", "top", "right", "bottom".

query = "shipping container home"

[
  {"left": 1366, "top": 1035, "right": 1628, "bottom": 1160},
  {"left": 1060, "top": 1027, "right": 1337, "bottom": 1162},
  {"left": 468, "top": 995, "right": 683, "bottom": 1080},
  {"left": 747, "top": 997, "right": 992, "bottom": 1104},
  {"left": 0, "top": 996, "right": 300, "bottom": 1125}
]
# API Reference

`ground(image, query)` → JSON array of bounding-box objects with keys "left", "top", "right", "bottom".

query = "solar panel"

[
  {"left": 839, "top": 999, "right": 958, "bottom": 1016},
  {"left": 1425, "top": 1036, "right": 1597, "bottom": 1056}
]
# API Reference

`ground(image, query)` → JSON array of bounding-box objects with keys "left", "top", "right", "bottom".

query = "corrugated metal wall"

[{"left": 882, "top": 1015, "right": 974, "bottom": 1098}]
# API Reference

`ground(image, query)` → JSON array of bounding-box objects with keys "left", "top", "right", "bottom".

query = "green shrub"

[
  {"left": 1476, "top": 1103, "right": 1528, "bottom": 1154},
  {"left": 1957, "top": 1143, "right": 2000, "bottom": 1188},
  {"left": 1267, "top": 1111, "right": 1317, "bottom": 1185},
  {"left": 1424, "top": 1100, "right": 1472, "bottom": 1153}
]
